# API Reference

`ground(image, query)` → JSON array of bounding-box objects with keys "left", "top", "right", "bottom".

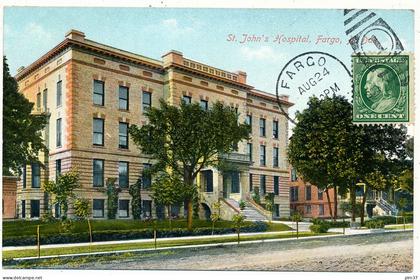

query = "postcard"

[{"left": 1, "top": 2, "right": 417, "bottom": 280}]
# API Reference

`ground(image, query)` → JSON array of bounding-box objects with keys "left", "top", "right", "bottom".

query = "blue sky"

[{"left": 3, "top": 7, "right": 414, "bottom": 119}]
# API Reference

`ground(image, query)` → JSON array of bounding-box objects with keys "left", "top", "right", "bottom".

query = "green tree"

[
  {"left": 129, "top": 178, "right": 142, "bottom": 220},
  {"left": 232, "top": 213, "right": 245, "bottom": 244},
  {"left": 42, "top": 170, "right": 81, "bottom": 218},
  {"left": 73, "top": 198, "right": 93, "bottom": 244},
  {"left": 105, "top": 178, "right": 120, "bottom": 219},
  {"left": 150, "top": 173, "right": 184, "bottom": 229},
  {"left": 129, "top": 100, "right": 250, "bottom": 230},
  {"left": 288, "top": 96, "right": 407, "bottom": 222},
  {"left": 264, "top": 193, "right": 274, "bottom": 223},
  {"left": 3, "top": 56, "right": 48, "bottom": 175},
  {"left": 210, "top": 201, "right": 221, "bottom": 235}
]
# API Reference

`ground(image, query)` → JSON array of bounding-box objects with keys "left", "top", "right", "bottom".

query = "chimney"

[
  {"left": 65, "top": 29, "right": 85, "bottom": 41},
  {"left": 162, "top": 50, "right": 184, "bottom": 67},
  {"left": 236, "top": 70, "right": 247, "bottom": 84}
]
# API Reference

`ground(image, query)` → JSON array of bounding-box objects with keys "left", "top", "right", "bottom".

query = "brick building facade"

[
  {"left": 289, "top": 169, "right": 337, "bottom": 218},
  {"left": 2, "top": 176, "right": 17, "bottom": 219},
  {"left": 14, "top": 30, "right": 293, "bottom": 220}
]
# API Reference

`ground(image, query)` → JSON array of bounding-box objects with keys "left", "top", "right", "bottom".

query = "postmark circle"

[
  {"left": 276, "top": 51, "right": 352, "bottom": 124},
  {"left": 359, "top": 64, "right": 401, "bottom": 114}
]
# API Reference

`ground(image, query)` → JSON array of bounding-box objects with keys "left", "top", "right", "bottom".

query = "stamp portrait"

[{"left": 352, "top": 54, "right": 411, "bottom": 123}]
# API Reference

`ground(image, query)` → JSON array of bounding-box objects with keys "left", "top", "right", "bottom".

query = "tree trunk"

[
  {"left": 325, "top": 188, "right": 333, "bottom": 220},
  {"left": 360, "top": 186, "right": 368, "bottom": 226},
  {"left": 184, "top": 171, "right": 195, "bottom": 231},
  {"left": 351, "top": 187, "right": 356, "bottom": 222},
  {"left": 333, "top": 186, "right": 338, "bottom": 221},
  {"left": 187, "top": 200, "right": 193, "bottom": 231},
  {"left": 167, "top": 205, "right": 172, "bottom": 230}
]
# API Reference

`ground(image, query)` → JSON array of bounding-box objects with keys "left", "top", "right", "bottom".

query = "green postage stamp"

[{"left": 352, "top": 54, "right": 413, "bottom": 124}]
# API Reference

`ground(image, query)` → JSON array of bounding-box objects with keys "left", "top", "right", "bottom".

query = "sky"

[{"left": 3, "top": 7, "right": 414, "bottom": 121}]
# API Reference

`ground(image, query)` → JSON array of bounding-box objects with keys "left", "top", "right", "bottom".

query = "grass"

[
  {"left": 2, "top": 231, "right": 331, "bottom": 260},
  {"left": 266, "top": 222, "right": 292, "bottom": 232},
  {"left": 384, "top": 224, "right": 413, "bottom": 230}
]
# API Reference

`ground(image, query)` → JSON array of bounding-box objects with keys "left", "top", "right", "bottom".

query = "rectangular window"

[
  {"left": 118, "top": 199, "right": 129, "bottom": 218},
  {"left": 43, "top": 89, "right": 48, "bottom": 111},
  {"left": 245, "top": 115, "right": 252, "bottom": 127},
  {"left": 36, "top": 92, "right": 41, "bottom": 110},
  {"left": 93, "top": 199, "right": 104, "bottom": 218},
  {"left": 119, "top": 122, "right": 129, "bottom": 149},
  {"left": 200, "top": 99, "right": 208, "bottom": 110},
  {"left": 247, "top": 143, "right": 253, "bottom": 162},
  {"left": 318, "top": 188, "right": 323, "bottom": 200},
  {"left": 56, "top": 80, "right": 62, "bottom": 107},
  {"left": 203, "top": 170, "right": 213, "bottom": 192},
  {"left": 306, "top": 185, "right": 312, "bottom": 200},
  {"left": 305, "top": 205, "right": 312, "bottom": 214},
  {"left": 93, "top": 118, "right": 104, "bottom": 146},
  {"left": 55, "top": 159, "right": 61, "bottom": 180},
  {"left": 56, "top": 118, "right": 62, "bottom": 147},
  {"left": 119, "top": 86, "right": 129, "bottom": 110},
  {"left": 54, "top": 202, "right": 61, "bottom": 218},
  {"left": 273, "top": 120, "right": 279, "bottom": 139},
  {"left": 275, "top": 204, "right": 280, "bottom": 217},
  {"left": 260, "top": 145, "right": 266, "bottom": 166},
  {"left": 93, "top": 159, "right": 104, "bottom": 187},
  {"left": 182, "top": 95, "right": 192, "bottom": 104},
  {"left": 290, "top": 187, "right": 299, "bottom": 202},
  {"left": 231, "top": 172, "right": 240, "bottom": 193},
  {"left": 30, "top": 200, "right": 40, "bottom": 218},
  {"left": 260, "top": 175, "right": 266, "bottom": 194},
  {"left": 274, "top": 176, "right": 279, "bottom": 195},
  {"left": 273, "top": 147, "right": 279, "bottom": 167},
  {"left": 319, "top": 204, "right": 324, "bottom": 216},
  {"left": 142, "top": 164, "right": 152, "bottom": 188},
  {"left": 93, "top": 80, "right": 104, "bottom": 106},
  {"left": 118, "top": 162, "right": 129, "bottom": 188},
  {"left": 291, "top": 168, "right": 298, "bottom": 182},
  {"left": 142, "top": 91, "right": 152, "bottom": 112},
  {"left": 142, "top": 200, "right": 152, "bottom": 218},
  {"left": 21, "top": 200, "right": 26, "bottom": 218},
  {"left": 259, "top": 118, "right": 266, "bottom": 137},
  {"left": 22, "top": 165, "right": 26, "bottom": 189},
  {"left": 31, "top": 163, "right": 40, "bottom": 188},
  {"left": 249, "top": 174, "right": 253, "bottom": 191}
]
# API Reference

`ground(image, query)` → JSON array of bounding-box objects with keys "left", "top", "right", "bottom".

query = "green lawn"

[
  {"left": 3, "top": 231, "right": 330, "bottom": 260},
  {"left": 385, "top": 224, "right": 413, "bottom": 230}
]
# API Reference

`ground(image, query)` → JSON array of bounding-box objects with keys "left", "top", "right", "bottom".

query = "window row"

[
  {"left": 245, "top": 115, "right": 280, "bottom": 139},
  {"left": 93, "top": 160, "right": 151, "bottom": 189},
  {"left": 246, "top": 144, "right": 280, "bottom": 167},
  {"left": 249, "top": 174, "right": 280, "bottom": 195},
  {"left": 304, "top": 204, "right": 325, "bottom": 215},
  {"left": 93, "top": 80, "right": 152, "bottom": 111},
  {"left": 93, "top": 118, "right": 129, "bottom": 149},
  {"left": 35, "top": 80, "right": 62, "bottom": 111}
]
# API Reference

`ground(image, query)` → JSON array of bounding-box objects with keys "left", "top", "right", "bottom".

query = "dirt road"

[{"left": 9, "top": 231, "right": 414, "bottom": 272}]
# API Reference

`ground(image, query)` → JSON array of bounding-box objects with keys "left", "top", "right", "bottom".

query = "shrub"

[
  {"left": 365, "top": 219, "right": 385, "bottom": 229},
  {"left": 239, "top": 200, "right": 246, "bottom": 210},
  {"left": 370, "top": 215, "right": 413, "bottom": 225},
  {"left": 309, "top": 223, "right": 330, "bottom": 233},
  {"left": 2, "top": 221, "right": 268, "bottom": 246},
  {"left": 310, "top": 218, "right": 350, "bottom": 228}
]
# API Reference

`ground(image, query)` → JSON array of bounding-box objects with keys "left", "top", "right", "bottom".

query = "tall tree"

[
  {"left": 288, "top": 95, "right": 407, "bottom": 222},
  {"left": 129, "top": 100, "right": 250, "bottom": 230},
  {"left": 3, "top": 56, "right": 48, "bottom": 175}
]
